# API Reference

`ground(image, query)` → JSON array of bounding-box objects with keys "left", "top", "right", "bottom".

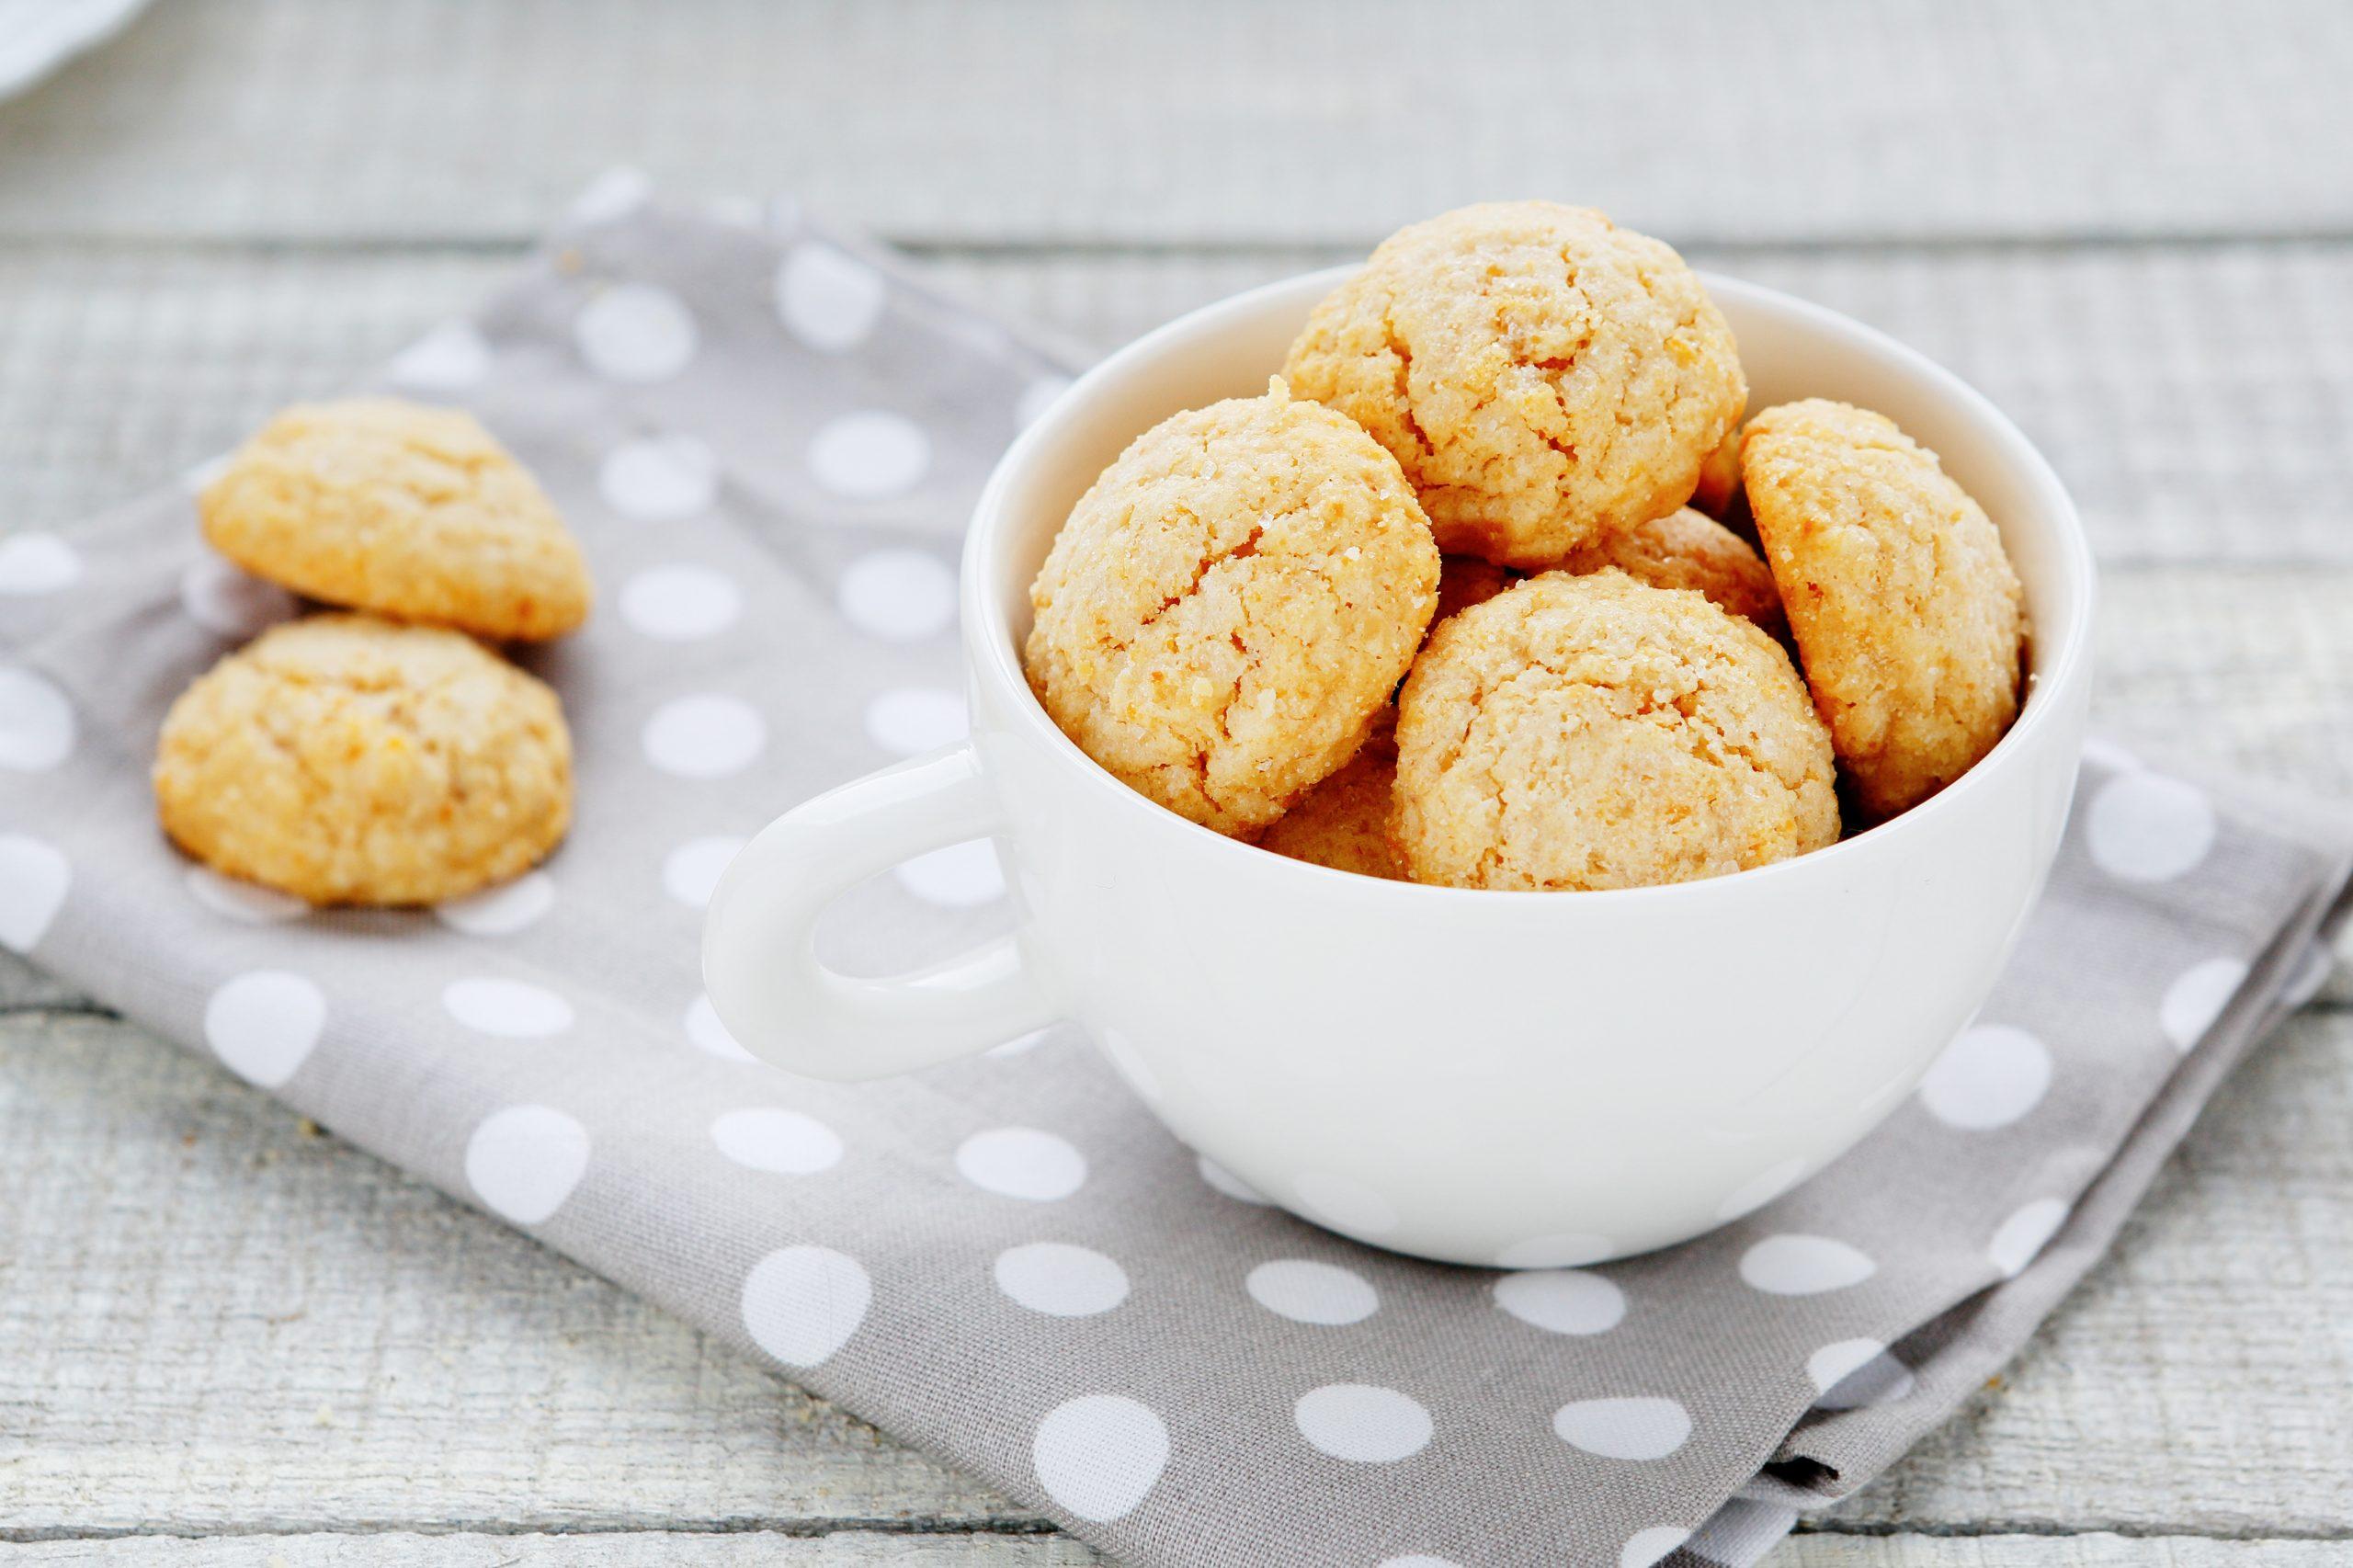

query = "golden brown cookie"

[
  {"left": 1557, "top": 506, "right": 1786, "bottom": 640},
  {"left": 1282, "top": 201, "right": 1746, "bottom": 568},
  {"left": 201, "top": 399, "right": 592, "bottom": 642},
  {"left": 1025, "top": 380, "right": 1439, "bottom": 835},
  {"left": 155, "top": 614, "right": 573, "bottom": 905},
  {"left": 1434, "top": 555, "right": 1517, "bottom": 624},
  {"left": 1393, "top": 571, "right": 1837, "bottom": 890},
  {"left": 1255, "top": 710, "right": 1405, "bottom": 881},
  {"left": 1742, "top": 399, "right": 2027, "bottom": 819}
]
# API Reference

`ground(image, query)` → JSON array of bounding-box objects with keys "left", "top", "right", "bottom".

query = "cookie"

[
  {"left": 1256, "top": 710, "right": 1405, "bottom": 881},
  {"left": 1742, "top": 399, "right": 2027, "bottom": 819},
  {"left": 1434, "top": 555, "right": 1516, "bottom": 624},
  {"left": 154, "top": 614, "right": 574, "bottom": 905},
  {"left": 201, "top": 399, "right": 592, "bottom": 642},
  {"left": 1025, "top": 380, "right": 1439, "bottom": 835},
  {"left": 1393, "top": 571, "right": 1837, "bottom": 891},
  {"left": 1282, "top": 201, "right": 1746, "bottom": 568},
  {"left": 1557, "top": 506, "right": 1785, "bottom": 640}
]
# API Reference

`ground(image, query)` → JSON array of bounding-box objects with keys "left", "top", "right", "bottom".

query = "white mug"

[{"left": 704, "top": 267, "right": 2096, "bottom": 1267}]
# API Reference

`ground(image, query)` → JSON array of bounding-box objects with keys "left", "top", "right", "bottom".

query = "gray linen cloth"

[{"left": 3, "top": 185, "right": 2348, "bottom": 1568}]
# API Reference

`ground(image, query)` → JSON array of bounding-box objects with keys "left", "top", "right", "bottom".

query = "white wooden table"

[{"left": 4, "top": 4, "right": 2351, "bottom": 1562}]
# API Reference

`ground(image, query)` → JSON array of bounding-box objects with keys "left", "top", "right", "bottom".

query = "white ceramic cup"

[{"left": 704, "top": 267, "right": 2096, "bottom": 1267}]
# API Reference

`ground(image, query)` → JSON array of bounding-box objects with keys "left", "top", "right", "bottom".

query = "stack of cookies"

[
  {"left": 1026, "top": 202, "right": 2028, "bottom": 892},
  {"left": 153, "top": 399, "right": 591, "bottom": 906}
]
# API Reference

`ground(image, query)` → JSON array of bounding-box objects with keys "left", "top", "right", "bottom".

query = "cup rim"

[{"left": 963, "top": 264, "right": 2097, "bottom": 904}]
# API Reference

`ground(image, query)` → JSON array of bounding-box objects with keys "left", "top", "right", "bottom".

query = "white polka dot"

[
  {"left": 1294, "top": 1384, "right": 1432, "bottom": 1463},
  {"left": 1198, "top": 1154, "right": 1271, "bottom": 1205},
  {"left": 0, "top": 533, "right": 80, "bottom": 596},
  {"left": 986, "top": 1027, "right": 1053, "bottom": 1059},
  {"left": 1494, "top": 1269, "right": 1626, "bottom": 1335},
  {"left": 642, "top": 694, "right": 766, "bottom": 778},
  {"left": 1739, "top": 1234, "right": 1878, "bottom": 1296},
  {"left": 1714, "top": 1157, "right": 1809, "bottom": 1222},
  {"left": 894, "top": 839, "right": 1005, "bottom": 907},
  {"left": 1988, "top": 1197, "right": 2071, "bottom": 1279},
  {"left": 203, "top": 970, "right": 325, "bottom": 1088},
  {"left": 808, "top": 411, "right": 930, "bottom": 500},
  {"left": 620, "top": 563, "right": 741, "bottom": 641},
  {"left": 1808, "top": 1338, "right": 1916, "bottom": 1410},
  {"left": 464, "top": 1104, "right": 591, "bottom": 1224},
  {"left": 1292, "top": 1171, "right": 1398, "bottom": 1237},
  {"left": 863, "top": 686, "right": 968, "bottom": 756},
  {"left": 0, "top": 834, "right": 70, "bottom": 954},
  {"left": 741, "top": 1245, "right": 870, "bottom": 1369},
  {"left": 184, "top": 866, "right": 306, "bottom": 926},
  {"left": 663, "top": 835, "right": 745, "bottom": 909},
  {"left": 1552, "top": 1396, "right": 1692, "bottom": 1461},
  {"left": 575, "top": 283, "right": 698, "bottom": 383},
  {"left": 2160, "top": 956, "right": 2249, "bottom": 1051},
  {"left": 2087, "top": 772, "right": 2217, "bottom": 882},
  {"left": 685, "top": 992, "right": 756, "bottom": 1062},
  {"left": 179, "top": 554, "right": 294, "bottom": 638},
  {"left": 1918, "top": 1024, "right": 2052, "bottom": 1131},
  {"left": 710, "top": 1107, "right": 843, "bottom": 1175},
  {"left": 1016, "top": 375, "right": 1074, "bottom": 428},
  {"left": 837, "top": 548, "right": 956, "bottom": 641},
  {"left": 387, "top": 321, "right": 491, "bottom": 390},
  {"left": 442, "top": 977, "right": 574, "bottom": 1039},
  {"left": 1620, "top": 1527, "right": 1693, "bottom": 1568},
  {"left": 1495, "top": 1233, "right": 1615, "bottom": 1269},
  {"left": 1032, "top": 1394, "right": 1168, "bottom": 1522},
  {"left": 776, "top": 242, "right": 888, "bottom": 353},
  {"left": 569, "top": 165, "right": 650, "bottom": 223},
  {"left": 708, "top": 193, "right": 763, "bottom": 228},
  {"left": 598, "top": 434, "right": 718, "bottom": 521},
  {"left": 0, "top": 665, "right": 74, "bottom": 771},
  {"left": 957, "top": 1127, "right": 1086, "bottom": 1200},
  {"left": 434, "top": 871, "right": 555, "bottom": 936},
  {"left": 994, "top": 1242, "right": 1130, "bottom": 1316},
  {"left": 1247, "top": 1259, "right": 1379, "bottom": 1325},
  {"left": 2080, "top": 736, "right": 2142, "bottom": 775}
]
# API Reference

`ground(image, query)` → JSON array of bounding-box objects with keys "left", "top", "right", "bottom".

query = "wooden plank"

[
  {"left": 4, "top": 242, "right": 2353, "bottom": 565},
  {"left": 4, "top": 1002, "right": 2349, "bottom": 1539},
  {"left": 0, "top": 1534, "right": 2344, "bottom": 1568},
  {"left": 0, "top": 0, "right": 2345, "bottom": 248}
]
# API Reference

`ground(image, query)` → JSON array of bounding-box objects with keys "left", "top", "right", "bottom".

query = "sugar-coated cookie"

[
  {"left": 155, "top": 614, "right": 573, "bottom": 905},
  {"left": 1742, "top": 399, "right": 2027, "bottom": 819},
  {"left": 201, "top": 399, "right": 592, "bottom": 642},
  {"left": 1282, "top": 201, "right": 1746, "bottom": 568},
  {"left": 1557, "top": 506, "right": 1785, "bottom": 640},
  {"left": 1025, "top": 380, "right": 1439, "bottom": 835},
  {"left": 1255, "top": 710, "right": 1405, "bottom": 881},
  {"left": 1393, "top": 571, "right": 1836, "bottom": 891},
  {"left": 1688, "top": 421, "right": 1745, "bottom": 519}
]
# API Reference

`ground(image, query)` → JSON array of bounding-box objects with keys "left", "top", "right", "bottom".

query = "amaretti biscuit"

[
  {"left": 1256, "top": 710, "right": 1406, "bottom": 881},
  {"left": 1742, "top": 399, "right": 2027, "bottom": 819},
  {"left": 1557, "top": 506, "right": 1786, "bottom": 640},
  {"left": 1024, "top": 380, "right": 1440, "bottom": 835},
  {"left": 1282, "top": 201, "right": 1746, "bottom": 568},
  {"left": 201, "top": 398, "right": 592, "bottom": 642},
  {"left": 1392, "top": 571, "right": 1837, "bottom": 891},
  {"left": 154, "top": 614, "right": 574, "bottom": 905}
]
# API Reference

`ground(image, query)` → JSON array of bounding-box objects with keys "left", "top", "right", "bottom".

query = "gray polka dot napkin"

[{"left": 4, "top": 184, "right": 2350, "bottom": 1568}]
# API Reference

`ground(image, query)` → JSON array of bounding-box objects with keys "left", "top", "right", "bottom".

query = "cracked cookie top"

[
  {"left": 1393, "top": 570, "right": 1836, "bottom": 890},
  {"left": 1024, "top": 380, "right": 1439, "bottom": 835},
  {"left": 1742, "top": 398, "right": 2027, "bottom": 820},
  {"left": 1281, "top": 201, "right": 1745, "bottom": 569},
  {"left": 153, "top": 613, "right": 573, "bottom": 905}
]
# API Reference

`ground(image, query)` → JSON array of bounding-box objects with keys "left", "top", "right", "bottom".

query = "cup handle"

[{"left": 701, "top": 742, "right": 1059, "bottom": 1079}]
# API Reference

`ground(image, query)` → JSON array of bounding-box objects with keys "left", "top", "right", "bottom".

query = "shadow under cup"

[{"left": 974, "top": 269, "right": 2096, "bottom": 1267}]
